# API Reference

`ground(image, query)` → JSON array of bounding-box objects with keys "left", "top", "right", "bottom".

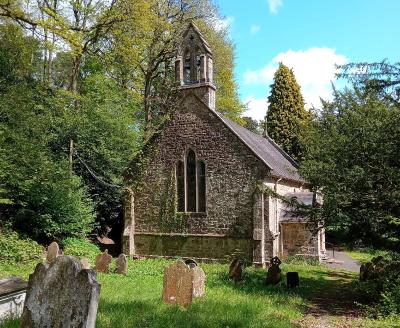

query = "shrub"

[
  {"left": 11, "top": 167, "right": 96, "bottom": 243},
  {"left": 358, "top": 255, "right": 400, "bottom": 316},
  {"left": 62, "top": 238, "right": 100, "bottom": 262},
  {"left": 0, "top": 230, "right": 43, "bottom": 263}
]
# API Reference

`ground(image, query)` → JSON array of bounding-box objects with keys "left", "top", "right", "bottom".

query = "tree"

[
  {"left": 300, "top": 87, "right": 400, "bottom": 248},
  {"left": 265, "top": 63, "right": 309, "bottom": 160},
  {"left": 242, "top": 116, "right": 262, "bottom": 135}
]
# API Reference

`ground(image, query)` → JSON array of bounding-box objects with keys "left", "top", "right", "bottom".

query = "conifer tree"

[{"left": 265, "top": 63, "right": 309, "bottom": 161}]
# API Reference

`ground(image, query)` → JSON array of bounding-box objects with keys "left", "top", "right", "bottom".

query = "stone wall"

[
  {"left": 280, "top": 222, "right": 318, "bottom": 257},
  {"left": 135, "top": 234, "right": 253, "bottom": 262},
  {"left": 124, "top": 93, "right": 268, "bottom": 262}
]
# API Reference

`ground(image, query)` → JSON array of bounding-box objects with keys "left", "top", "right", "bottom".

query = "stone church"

[{"left": 123, "top": 22, "right": 326, "bottom": 266}]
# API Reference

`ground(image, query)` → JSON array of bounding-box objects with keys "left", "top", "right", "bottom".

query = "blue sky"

[{"left": 215, "top": 0, "right": 400, "bottom": 120}]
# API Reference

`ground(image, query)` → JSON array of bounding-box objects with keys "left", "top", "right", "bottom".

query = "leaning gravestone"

[
  {"left": 162, "top": 260, "right": 194, "bottom": 308},
  {"left": 116, "top": 254, "right": 128, "bottom": 275},
  {"left": 162, "top": 260, "right": 206, "bottom": 308},
  {"left": 94, "top": 249, "right": 112, "bottom": 273},
  {"left": 191, "top": 266, "right": 205, "bottom": 298},
  {"left": 45, "top": 242, "right": 60, "bottom": 263},
  {"left": 229, "top": 258, "right": 244, "bottom": 282},
  {"left": 266, "top": 256, "right": 282, "bottom": 285},
  {"left": 20, "top": 256, "right": 100, "bottom": 328}
]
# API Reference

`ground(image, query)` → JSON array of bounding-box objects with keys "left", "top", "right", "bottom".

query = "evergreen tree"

[{"left": 265, "top": 63, "right": 308, "bottom": 160}]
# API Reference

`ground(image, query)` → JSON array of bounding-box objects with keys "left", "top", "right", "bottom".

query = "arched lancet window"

[
  {"left": 195, "top": 46, "right": 201, "bottom": 82},
  {"left": 183, "top": 48, "right": 191, "bottom": 83},
  {"left": 176, "top": 149, "right": 206, "bottom": 213}
]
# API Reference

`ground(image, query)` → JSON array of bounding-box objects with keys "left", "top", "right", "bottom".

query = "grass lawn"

[
  {"left": 0, "top": 258, "right": 399, "bottom": 327},
  {"left": 345, "top": 248, "right": 391, "bottom": 264}
]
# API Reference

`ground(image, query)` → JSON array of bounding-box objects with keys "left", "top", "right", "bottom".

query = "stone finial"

[
  {"left": 94, "top": 250, "right": 112, "bottom": 273},
  {"left": 20, "top": 256, "right": 100, "bottom": 328},
  {"left": 46, "top": 242, "right": 60, "bottom": 263},
  {"left": 116, "top": 254, "right": 128, "bottom": 275}
]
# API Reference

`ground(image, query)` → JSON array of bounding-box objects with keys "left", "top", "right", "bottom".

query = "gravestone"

[
  {"left": 94, "top": 249, "right": 112, "bottom": 273},
  {"left": 20, "top": 256, "right": 100, "bottom": 328},
  {"left": 0, "top": 277, "right": 27, "bottom": 321},
  {"left": 286, "top": 272, "right": 299, "bottom": 288},
  {"left": 184, "top": 258, "right": 198, "bottom": 269},
  {"left": 46, "top": 242, "right": 60, "bottom": 263},
  {"left": 229, "top": 259, "right": 244, "bottom": 282},
  {"left": 162, "top": 260, "right": 194, "bottom": 308},
  {"left": 192, "top": 266, "right": 205, "bottom": 298},
  {"left": 116, "top": 254, "right": 128, "bottom": 275},
  {"left": 266, "top": 256, "right": 282, "bottom": 285},
  {"left": 80, "top": 258, "right": 91, "bottom": 270}
]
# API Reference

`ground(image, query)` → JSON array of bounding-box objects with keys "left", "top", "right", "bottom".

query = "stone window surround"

[{"left": 176, "top": 147, "right": 207, "bottom": 215}]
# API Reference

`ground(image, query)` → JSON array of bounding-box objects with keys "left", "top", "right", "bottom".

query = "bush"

[
  {"left": 62, "top": 238, "right": 100, "bottom": 262},
  {"left": 0, "top": 230, "right": 43, "bottom": 263},
  {"left": 10, "top": 166, "right": 96, "bottom": 243},
  {"left": 358, "top": 255, "right": 400, "bottom": 316}
]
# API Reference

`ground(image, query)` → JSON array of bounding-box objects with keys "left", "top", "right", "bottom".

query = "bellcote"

[{"left": 175, "top": 22, "right": 216, "bottom": 109}]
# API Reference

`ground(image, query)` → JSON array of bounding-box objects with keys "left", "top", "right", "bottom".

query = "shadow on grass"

[
  {"left": 206, "top": 266, "right": 362, "bottom": 318},
  {"left": 97, "top": 298, "right": 296, "bottom": 328}
]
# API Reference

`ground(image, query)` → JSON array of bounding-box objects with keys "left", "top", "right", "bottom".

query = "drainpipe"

[{"left": 274, "top": 178, "right": 282, "bottom": 256}]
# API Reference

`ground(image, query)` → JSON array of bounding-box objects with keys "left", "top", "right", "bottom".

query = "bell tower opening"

[{"left": 175, "top": 22, "right": 216, "bottom": 110}]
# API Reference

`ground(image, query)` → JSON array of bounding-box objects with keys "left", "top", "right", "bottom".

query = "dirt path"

[{"left": 296, "top": 270, "right": 364, "bottom": 328}]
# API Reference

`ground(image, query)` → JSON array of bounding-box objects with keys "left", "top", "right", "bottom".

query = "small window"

[
  {"left": 184, "top": 48, "right": 191, "bottom": 83},
  {"left": 186, "top": 150, "right": 197, "bottom": 212},
  {"left": 176, "top": 160, "right": 185, "bottom": 212},
  {"left": 196, "top": 46, "right": 201, "bottom": 82},
  {"left": 175, "top": 149, "right": 206, "bottom": 213}
]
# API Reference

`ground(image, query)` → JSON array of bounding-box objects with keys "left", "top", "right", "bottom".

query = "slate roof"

[
  {"left": 213, "top": 111, "right": 305, "bottom": 183},
  {"left": 280, "top": 192, "right": 314, "bottom": 223}
]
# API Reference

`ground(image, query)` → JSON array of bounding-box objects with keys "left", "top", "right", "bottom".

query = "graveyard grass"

[{"left": 0, "top": 258, "right": 397, "bottom": 328}]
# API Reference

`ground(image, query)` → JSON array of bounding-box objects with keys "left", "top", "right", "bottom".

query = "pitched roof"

[
  {"left": 212, "top": 110, "right": 305, "bottom": 183},
  {"left": 182, "top": 21, "right": 212, "bottom": 55}
]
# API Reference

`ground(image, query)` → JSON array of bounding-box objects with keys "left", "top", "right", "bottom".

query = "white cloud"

[
  {"left": 268, "top": 0, "right": 283, "bottom": 14},
  {"left": 213, "top": 16, "right": 234, "bottom": 32},
  {"left": 250, "top": 24, "right": 261, "bottom": 35},
  {"left": 243, "top": 96, "right": 268, "bottom": 121},
  {"left": 243, "top": 47, "right": 348, "bottom": 108}
]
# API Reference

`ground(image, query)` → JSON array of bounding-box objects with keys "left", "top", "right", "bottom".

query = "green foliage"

[
  {"left": 0, "top": 231, "right": 43, "bottom": 263},
  {"left": 62, "top": 238, "right": 100, "bottom": 261},
  {"left": 300, "top": 88, "right": 400, "bottom": 247},
  {"left": 266, "top": 63, "right": 309, "bottom": 160},
  {"left": 242, "top": 116, "right": 262, "bottom": 135},
  {"left": 357, "top": 255, "right": 400, "bottom": 316}
]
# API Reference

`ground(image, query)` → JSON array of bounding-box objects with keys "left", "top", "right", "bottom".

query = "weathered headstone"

[
  {"left": 286, "top": 272, "right": 299, "bottom": 288},
  {"left": 80, "top": 258, "right": 91, "bottom": 270},
  {"left": 229, "top": 258, "right": 244, "bottom": 282},
  {"left": 94, "top": 249, "right": 112, "bottom": 273},
  {"left": 266, "top": 256, "right": 282, "bottom": 285},
  {"left": 46, "top": 242, "right": 60, "bottom": 263},
  {"left": 162, "top": 260, "right": 193, "bottom": 308},
  {"left": 20, "top": 256, "right": 100, "bottom": 328},
  {"left": 116, "top": 254, "right": 128, "bottom": 275},
  {"left": 192, "top": 266, "right": 205, "bottom": 298}
]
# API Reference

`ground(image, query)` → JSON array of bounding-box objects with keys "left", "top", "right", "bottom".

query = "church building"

[{"left": 123, "top": 22, "right": 326, "bottom": 266}]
